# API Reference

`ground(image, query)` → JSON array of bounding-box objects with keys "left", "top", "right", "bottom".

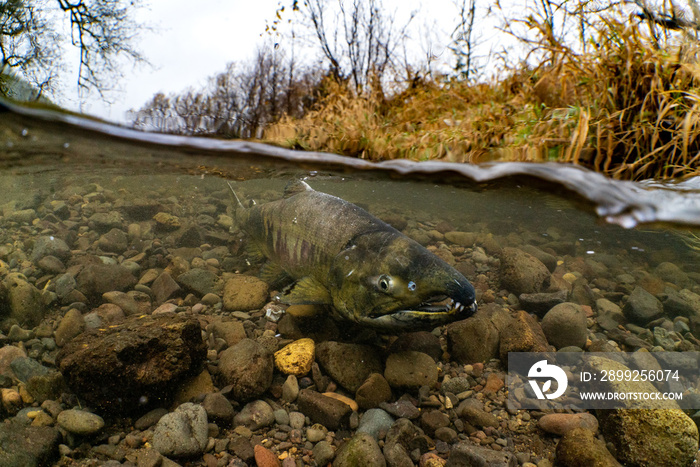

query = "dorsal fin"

[{"left": 283, "top": 180, "right": 313, "bottom": 198}]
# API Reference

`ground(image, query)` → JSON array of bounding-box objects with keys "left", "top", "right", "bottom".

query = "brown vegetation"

[{"left": 131, "top": 1, "right": 700, "bottom": 181}]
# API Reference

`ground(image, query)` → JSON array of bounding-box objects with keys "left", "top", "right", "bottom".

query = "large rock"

[
  {"left": 315, "top": 341, "right": 383, "bottom": 392},
  {"left": 446, "top": 442, "right": 516, "bottom": 466},
  {"left": 555, "top": 428, "right": 621, "bottom": 467},
  {"left": 541, "top": 302, "right": 588, "bottom": 349},
  {"left": 623, "top": 286, "right": 664, "bottom": 325},
  {"left": 499, "top": 310, "right": 551, "bottom": 361},
  {"left": 223, "top": 275, "right": 269, "bottom": 311},
  {"left": 500, "top": 247, "right": 550, "bottom": 295},
  {"left": 75, "top": 263, "right": 137, "bottom": 301},
  {"left": 585, "top": 356, "right": 699, "bottom": 466},
  {"left": 176, "top": 268, "right": 223, "bottom": 296},
  {"left": 297, "top": 389, "right": 352, "bottom": 430},
  {"left": 56, "top": 314, "right": 206, "bottom": 412},
  {"left": 1, "top": 273, "right": 44, "bottom": 327},
  {"left": 598, "top": 409, "right": 698, "bottom": 467},
  {"left": 152, "top": 403, "right": 208, "bottom": 458},
  {"left": 30, "top": 235, "right": 71, "bottom": 262},
  {"left": 333, "top": 432, "right": 386, "bottom": 467},
  {"left": 446, "top": 315, "right": 499, "bottom": 364},
  {"left": 218, "top": 338, "right": 273, "bottom": 401},
  {"left": 384, "top": 351, "right": 438, "bottom": 389},
  {"left": 0, "top": 417, "right": 60, "bottom": 467}
]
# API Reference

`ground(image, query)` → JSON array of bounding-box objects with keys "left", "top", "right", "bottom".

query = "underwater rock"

[
  {"left": 315, "top": 341, "right": 383, "bottom": 393},
  {"left": 334, "top": 432, "right": 386, "bottom": 467},
  {"left": 537, "top": 413, "right": 598, "bottom": 436},
  {"left": 56, "top": 313, "right": 205, "bottom": 412},
  {"left": 355, "top": 373, "right": 392, "bottom": 409},
  {"left": 498, "top": 310, "right": 551, "bottom": 361},
  {"left": 385, "top": 351, "right": 438, "bottom": 389},
  {"left": 152, "top": 402, "right": 208, "bottom": 458},
  {"left": 201, "top": 392, "right": 234, "bottom": 426},
  {"left": 57, "top": 409, "right": 105, "bottom": 436},
  {"left": 655, "top": 262, "right": 694, "bottom": 289},
  {"left": 554, "top": 427, "right": 621, "bottom": 467},
  {"left": 97, "top": 228, "right": 128, "bottom": 253},
  {"left": 541, "top": 302, "right": 588, "bottom": 349},
  {"left": 0, "top": 417, "right": 60, "bottom": 467},
  {"left": 595, "top": 298, "right": 626, "bottom": 331},
  {"left": 500, "top": 247, "right": 551, "bottom": 295},
  {"left": 209, "top": 319, "right": 246, "bottom": 347},
  {"left": 518, "top": 290, "right": 568, "bottom": 317},
  {"left": 446, "top": 442, "right": 517, "bottom": 467},
  {"left": 89, "top": 211, "right": 123, "bottom": 232},
  {"left": 1, "top": 273, "right": 44, "bottom": 327},
  {"left": 152, "top": 212, "right": 180, "bottom": 231},
  {"left": 233, "top": 399, "right": 275, "bottom": 430},
  {"left": 274, "top": 338, "right": 315, "bottom": 377},
  {"left": 218, "top": 338, "right": 273, "bottom": 401},
  {"left": 446, "top": 315, "right": 499, "bottom": 364},
  {"left": 297, "top": 389, "right": 352, "bottom": 430},
  {"left": 176, "top": 268, "right": 223, "bottom": 296},
  {"left": 663, "top": 289, "right": 700, "bottom": 318},
  {"left": 623, "top": 286, "right": 664, "bottom": 325},
  {"left": 387, "top": 331, "right": 442, "bottom": 362},
  {"left": 222, "top": 275, "right": 269, "bottom": 311},
  {"left": 30, "top": 235, "right": 71, "bottom": 262},
  {"left": 598, "top": 409, "right": 698, "bottom": 467},
  {"left": 75, "top": 263, "right": 137, "bottom": 301},
  {"left": 358, "top": 408, "right": 395, "bottom": 440},
  {"left": 150, "top": 271, "right": 181, "bottom": 304}
]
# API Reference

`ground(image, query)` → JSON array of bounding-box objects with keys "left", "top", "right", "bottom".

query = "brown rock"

[
  {"left": 316, "top": 341, "right": 383, "bottom": 392},
  {"left": 209, "top": 319, "right": 246, "bottom": 347},
  {"left": 500, "top": 247, "right": 550, "bottom": 295},
  {"left": 297, "top": 389, "right": 352, "bottom": 430},
  {"left": 539, "top": 413, "right": 598, "bottom": 436},
  {"left": 355, "top": 373, "right": 392, "bottom": 409},
  {"left": 218, "top": 339, "right": 273, "bottom": 401},
  {"left": 151, "top": 271, "right": 181, "bottom": 304},
  {"left": 223, "top": 275, "right": 269, "bottom": 311},
  {"left": 499, "top": 310, "right": 551, "bottom": 361},
  {"left": 483, "top": 372, "right": 504, "bottom": 394},
  {"left": 446, "top": 315, "right": 499, "bottom": 364},
  {"left": 254, "top": 445, "right": 281, "bottom": 467},
  {"left": 75, "top": 263, "right": 137, "bottom": 301},
  {"left": 555, "top": 428, "right": 621, "bottom": 467},
  {"left": 384, "top": 351, "right": 438, "bottom": 389},
  {"left": 56, "top": 314, "right": 205, "bottom": 413}
]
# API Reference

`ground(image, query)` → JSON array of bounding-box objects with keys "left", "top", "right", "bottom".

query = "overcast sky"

[{"left": 56, "top": 0, "right": 505, "bottom": 124}]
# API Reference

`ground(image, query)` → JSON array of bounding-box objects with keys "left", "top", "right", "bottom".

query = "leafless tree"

[
  {"left": 130, "top": 45, "right": 320, "bottom": 138},
  {"left": 0, "top": 0, "right": 147, "bottom": 101},
  {"left": 299, "top": 0, "right": 414, "bottom": 94}
]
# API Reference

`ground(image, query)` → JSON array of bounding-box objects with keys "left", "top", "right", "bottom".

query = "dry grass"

[{"left": 264, "top": 16, "right": 700, "bottom": 180}]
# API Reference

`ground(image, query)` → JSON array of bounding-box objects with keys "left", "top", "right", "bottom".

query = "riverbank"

[{"left": 263, "top": 17, "right": 700, "bottom": 182}]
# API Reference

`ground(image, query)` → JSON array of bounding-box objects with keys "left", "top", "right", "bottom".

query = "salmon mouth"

[
  {"left": 416, "top": 295, "right": 476, "bottom": 314},
  {"left": 365, "top": 295, "right": 477, "bottom": 329}
]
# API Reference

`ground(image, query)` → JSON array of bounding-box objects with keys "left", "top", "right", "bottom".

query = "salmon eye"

[{"left": 377, "top": 275, "right": 392, "bottom": 292}]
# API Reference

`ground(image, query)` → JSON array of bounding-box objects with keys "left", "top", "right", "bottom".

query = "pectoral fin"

[
  {"left": 259, "top": 262, "right": 292, "bottom": 287},
  {"left": 281, "top": 276, "right": 332, "bottom": 305}
]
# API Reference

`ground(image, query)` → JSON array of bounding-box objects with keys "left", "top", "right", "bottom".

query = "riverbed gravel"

[{"left": 0, "top": 179, "right": 699, "bottom": 466}]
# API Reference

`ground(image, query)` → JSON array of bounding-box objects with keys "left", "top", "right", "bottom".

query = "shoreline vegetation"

[
  {"left": 126, "top": 2, "right": 700, "bottom": 182},
  {"left": 5, "top": 1, "right": 700, "bottom": 181}
]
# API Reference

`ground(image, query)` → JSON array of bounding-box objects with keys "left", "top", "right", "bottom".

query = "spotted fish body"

[{"left": 233, "top": 180, "right": 477, "bottom": 330}]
